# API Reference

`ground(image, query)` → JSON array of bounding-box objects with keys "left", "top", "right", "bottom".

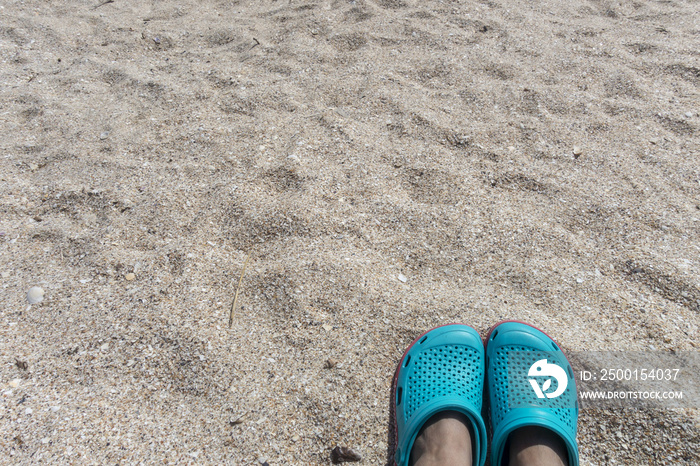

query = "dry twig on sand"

[
  {"left": 228, "top": 254, "right": 250, "bottom": 328},
  {"left": 92, "top": 0, "right": 115, "bottom": 10}
]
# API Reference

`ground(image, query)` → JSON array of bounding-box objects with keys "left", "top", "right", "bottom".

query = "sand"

[{"left": 1, "top": 0, "right": 699, "bottom": 464}]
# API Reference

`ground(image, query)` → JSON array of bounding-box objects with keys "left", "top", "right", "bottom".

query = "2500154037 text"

[{"left": 578, "top": 368, "right": 680, "bottom": 382}]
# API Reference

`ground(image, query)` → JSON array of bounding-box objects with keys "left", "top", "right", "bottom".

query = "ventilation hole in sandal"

[
  {"left": 419, "top": 336, "right": 428, "bottom": 344},
  {"left": 551, "top": 341, "right": 559, "bottom": 351},
  {"left": 491, "top": 330, "right": 499, "bottom": 340},
  {"left": 567, "top": 365, "right": 573, "bottom": 378},
  {"left": 396, "top": 387, "right": 403, "bottom": 406},
  {"left": 404, "top": 355, "right": 411, "bottom": 367}
]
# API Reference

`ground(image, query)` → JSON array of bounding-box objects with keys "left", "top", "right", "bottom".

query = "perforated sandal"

[
  {"left": 391, "top": 324, "right": 487, "bottom": 466},
  {"left": 485, "top": 321, "right": 579, "bottom": 466}
]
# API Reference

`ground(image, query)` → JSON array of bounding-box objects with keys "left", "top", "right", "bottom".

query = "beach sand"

[{"left": 1, "top": 0, "right": 698, "bottom": 463}]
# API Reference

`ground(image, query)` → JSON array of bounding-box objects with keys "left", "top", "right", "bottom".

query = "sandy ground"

[{"left": 1, "top": 0, "right": 699, "bottom": 464}]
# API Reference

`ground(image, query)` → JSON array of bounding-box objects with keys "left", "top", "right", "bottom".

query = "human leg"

[
  {"left": 409, "top": 410, "right": 474, "bottom": 466},
  {"left": 507, "top": 425, "right": 569, "bottom": 466}
]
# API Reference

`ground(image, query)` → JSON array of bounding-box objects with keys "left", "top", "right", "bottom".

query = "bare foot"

[
  {"left": 508, "top": 426, "right": 568, "bottom": 466},
  {"left": 409, "top": 411, "right": 473, "bottom": 466}
]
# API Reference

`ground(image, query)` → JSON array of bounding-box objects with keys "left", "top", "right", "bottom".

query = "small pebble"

[
  {"left": 125, "top": 273, "right": 135, "bottom": 281},
  {"left": 99, "top": 131, "right": 110, "bottom": 140},
  {"left": 41, "top": 438, "right": 50, "bottom": 444},
  {"left": 331, "top": 446, "right": 362, "bottom": 464},
  {"left": 322, "top": 324, "right": 333, "bottom": 332},
  {"left": 325, "top": 358, "right": 339, "bottom": 369},
  {"left": 51, "top": 406, "right": 60, "bottom": 412},
  {"left": 258, "top": 458, "right": 267, "bottom": 465},
  {"left": 25, "top": 408, "right": 32, "bottom": 415},
  {"left": 29, "top": 163, "right": 38, "bottom": 171},
  {"left": 576, "top": 278, "right": 584, "bottom": 284},
  {"left": 27, "top": 286, "right": 44, "bottom": 304},
  {"left": 572, "top": 146, "right": 583, "bottom": 157},
  {"left": 649, "top": 137, "right": 659, "bottom": 145},
  {"left": 100, "top": 343, "right": 110, "bottom": 351},
  {"left": 1, "top": 272, "right": 10, "bottom": 278},
  {"left": 292, "top": 434, "right": 300, "bottom": 442},
  {"left": 685, "top": 112, "right": 693, "bottom": 118},
  {"left": 9, "top": 379, "right": 21, "bottom": 388},
  {"left": 398, "top": 274, "right": 407, "bottom": 283}
]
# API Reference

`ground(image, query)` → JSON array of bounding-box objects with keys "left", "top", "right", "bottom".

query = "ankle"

[
  {"left": 410, "top": 411, "right": 473, "bottom": 466},
  {"left": 508, "top": 426, "right": 568, "bottom": 466}
]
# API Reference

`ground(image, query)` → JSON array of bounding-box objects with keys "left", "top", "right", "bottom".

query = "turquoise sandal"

[
  {"left": 486, "top": 321, "right": 579, "bottom": 466},
  {"left": 391, "top": 324, "right": 487, "bottom": 466}
]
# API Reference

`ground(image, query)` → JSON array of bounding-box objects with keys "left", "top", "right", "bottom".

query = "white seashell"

[{"left": 27, "top": 286, "right": 44, "bottom": 304}]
